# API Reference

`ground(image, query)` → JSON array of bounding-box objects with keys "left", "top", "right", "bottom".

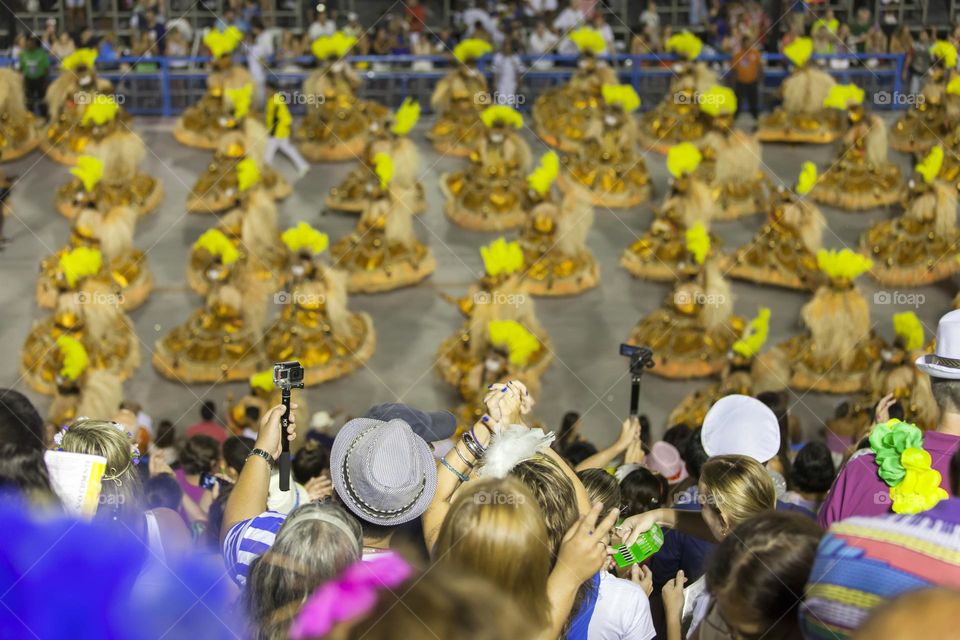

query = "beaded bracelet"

[{"left": 440, "top": 457, "right": 469, "bottom": 483}]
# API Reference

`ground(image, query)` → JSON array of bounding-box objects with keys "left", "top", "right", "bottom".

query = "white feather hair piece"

[{"left": 477, "top": 423, "right": 555, "bottom": 479}]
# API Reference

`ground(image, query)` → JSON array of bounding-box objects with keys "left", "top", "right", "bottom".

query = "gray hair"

[
  {"left": 931, "top": 378, "right": 960, "bottom": 414},
  {"left": 245, "top": 502, "right": 363, "bottom": 639}
]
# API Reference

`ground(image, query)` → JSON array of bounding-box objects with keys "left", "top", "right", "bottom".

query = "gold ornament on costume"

[{"left": 281, "top": 222, "right": 329, "bottom": 255}]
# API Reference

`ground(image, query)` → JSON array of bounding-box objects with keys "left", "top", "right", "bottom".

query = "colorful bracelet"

[{"left": 440, "top": 457, "right": 469, "bottom": 483}]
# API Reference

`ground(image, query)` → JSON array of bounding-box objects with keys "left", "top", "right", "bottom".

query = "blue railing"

[{"left": 0, "top": 52, "right": 907, "bottom": 117}]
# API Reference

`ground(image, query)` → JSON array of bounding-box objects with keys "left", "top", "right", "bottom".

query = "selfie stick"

[
  {"left": 626, "top": 347, "right": 655, "bottom": 446},
  {"left": 279, "top": 387, "right": 291, "bottom": 492}
]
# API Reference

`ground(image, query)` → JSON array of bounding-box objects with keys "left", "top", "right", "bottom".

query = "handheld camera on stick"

[
  {"left": 619, "top": 344, "right": 654, "bottom": 445},
  {"left": 273, "top": 361, "right": 305, "bottom": 491}
]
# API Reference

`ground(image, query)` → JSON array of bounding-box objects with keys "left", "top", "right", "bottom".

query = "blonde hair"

[
  {"left": 699, "top": 455, "right": 776, "bottom": 527},
  {"left": 434, "top": 478, "right": 551, "bottom": 628}
]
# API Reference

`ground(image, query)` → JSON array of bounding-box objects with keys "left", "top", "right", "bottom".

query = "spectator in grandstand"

[
  {"left": 782, "top": 441, "right": 836, "bottom": 513},
  {"left": 19, "top": 36, "right": 49, "bottom": 117},
  {"left": 592, "top": 11, "right": 615, "bottom": 53},
  {"left": 492, "top": 37, "right": 525, "bottom": 107},
  {"left": 50, "top": 31, "right": 76, "bottom": 61},
  {"left": 908, "top": 28, "right": 931, "bottom": 95},
  {"left": 343, "top": 11, "right": 363, "bottom": 38},
  {"left": 528, "top": 19, "right": 559, "bottom": 68},
  {"left": 525, "top": 0, "right": 559, "bottom": 19},
  {"left": 848, "top": 6, "right": 872, "bottom": 53},
  {"left": 247, "top": 17, "right": 272, "bottom": 108},
  {"left": 276, "top": 29, "right": 304, "bottom": 71},
  {"left": 864, "top": 23, "right": 888, "bottom": 56},
  {"left": 405, "top": 0, "right": 426, "bottom": 32},
  {"left": 65, "top": 0, "right": 86, "bottom": 32},
  {"left": 306, "top": 4, "right": 336, "bottom": 42},
  {"left": 732, "top": 34, "right": 761, "bottom": 121},
  {"left": 554, "top": 0, "right": 588, "bottom": 54},
  {"left": 41, "top": 19, "right": 57, "bottom": 52}
]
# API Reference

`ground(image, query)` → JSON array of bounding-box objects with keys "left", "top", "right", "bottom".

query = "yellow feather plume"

[
  {"left": 816, "top": 248, "right": 872, "bottom": 281},
  {"left": 59, "top": 246, "right": 103, "bottom": 288},
  {"left": 601, "top": 83, "right": 641, "bottom": 113},
  {"left": 823, "top": 84, "right": 865, "bottom": 110},
  {"left": 194, "top": 228, "right": 239, "bottom": 265},
  {"left": 930, "top": 40, "right": 958, "bottom": 69},
  {"left": 80, "top": 94, "right": 119, "bottom": 126},
  {"left": 795, "top": 161, "right": 818, "bottom": 195},
  {"left": 893, "top": 311, "right": 924, "bottom": 351},
  {"left": 373, "top": 152, "right": 393, "bottom": 189},
  {"left": 249, "top": 370, "right": 274, "bottom": 392},
  {"left": 488, "top": 320, "right": 540, "bottom": 367},
  {"left": 698, "top": 84, "right": 736, "bottom": 117},
  {"left": 226, "top": 83, "right": 253, "bottom": 120},
  {"left": 480, "top": 105, "right": 523, "bottom": 129},
  {"left": 311, "top": 31, "right": 358, "bottom": 59},
  {"left": 812, "top": 19, "right": 838, "bottom": 34},
  {"left": 527, "top": 151, "right": 560, "bottom": 196},
  {"left": 71, "top": 155, "right": 104, "bottom": 193},
  {"left": 236, "top": 157, "right": 260, "bottom": 192},
  {"left": 685, "top": 222, "right": 710, "bottom": 265},
  {"left": 666, "top": 142, "right": 702, "bottom": 179},
  {"left": 915, "top": 145, "right": 944, "bottom": 185},
  {"left": 784, "top": 37, "right": 814, "bottom": 67},
  {"left": 391, "top": 98, "right": 421, "bottom": 136},
  {"left": 947, "top": 76, "right": 960, "bottom": 97},
  {"left": 453, "top": 39, "right": 493, "bottom": 63},
  {"left": 281, "top": 222, "right": 329, "bottom": 255},
  {"left": 665, "top": 31, "right": 703, "bottom": 61},
  {"left": 56, "top": 335, "right": 89, "bottom": 381},
  {"left": 204, "top": 26, "right": 244, "bottom": 58},
  {"left": 732, "top": 307, "right": 771, "bottom": 358},
  {"left": 481, "top": 237, "right": 524, "bottom": 278},
  {"left": 62, "top": 48, "right": 98, "bottom": 72},
  {"left": 568, "top": 27, "right": 607, "bottom": 55}
]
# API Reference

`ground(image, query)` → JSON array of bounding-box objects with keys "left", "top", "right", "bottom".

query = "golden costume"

[
  {"left": 187, "top": 95, "right": 292, "bottom": 213},
  {"left": 532, "top": 27, "right": 617, "bottom": 151},
  {"left": 326, "top": 98, "right": 425, "bottom": 215},
  {"left": 757, "top": 38, "right": 842, "bottom": 144},
  {"left": 862, "top": 146, "right": 960, "bottom": 286},
  {"left": 21, "top": 247, "right": 140, "bottom": 395},
  {"left": 55, "top": 122, "right": 163, "bottom": 220},
  {"left": 38, "top": 206, "right": 152, "bottom": 310},
  {"left": 767, "top": 249, "right": 885, "bottom": 394},
  {"left": 441, "top": 105, "right": 532, "bottom": 231},
  {"left": 558, "top": 83, "right": 652, "bottom": 208},
  {"left": 811, "top": 84, "right": 903, "bottom": 210},
  {"left": 626, "top": 224, "right": 745, "bottom": 379},
  {"left": 826, "top": 312, "right": 936, "bottom": 446},
  {"left": 436, "top": 238, "right": 552, "bottom": 401},
  {"left": 0, "top": 68, "right": 40, "bottom": 162},
  {"left": 296, "top": 32, "right": 389, "bottom": 163},
  {"left": 173, "top": 27, "right": 253, "bottom": 150},
  {"left": 727, "top": 162, "right": 825, "bottom": 291},
  {"left": 187, "top": 162, "right": 285, "bottom": 296},
  {"left": 427, "top": 39, "right": 491, "bottom": 157},
  {"left": 621, "top": 143, "right": 720, "bottom": 282},
  {"left": 47, "top": 336, "right": 123, "bottom": 428},
  {"left": 637, "top": 32, "right": 718, "bottom": 154},
  {"left": 694, "top": 85, "right": 770, "bottom": 219},
  {"left": 518, "top": 153, "right": 599, "bottom": 296},
  {"left": 263, "top": 222, "right": 376, "bottom": 386},
  {"left": 43, "top": 50, "right": 132, "bottom": 166},
  {"left": 891, "top": 41, "right": 959, "bottom": 154},
  {"left": 331, "top": 152, "right": 435, "bottom": 293}
]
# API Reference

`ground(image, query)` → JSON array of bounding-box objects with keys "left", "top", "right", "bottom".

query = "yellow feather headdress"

[
  {"left": 193, "top": 228, "right": 239, "bottom": 265},
  {"left": 685, "top": 222, "right": 710, "bottom": 265},
  {"left": 930, "top": 40, "right": 958, "bottom": 69},
  {"left": 823, "top": 84, "right": 865, "bottom": 110},
  {"left": 784, "top": 37, "right": 814, "bottom": 67},
  {"left": 453, "top": 39, "right": 493, "bottom": 63},
  {"left": 226, "top": 83, "right": 253, "bottom": 120},
  {"left": 373, "top": 152, "right": 393, "bottom": 189},
  {"left": 249, "top": 370, "right": 274, "bottom": 392},
  {"left": 527, "top": 151, "right": 560, "bottom": 196},
  {"left": 795, "top": 162, "right": 818, "bottom": 195},
  {"left": 281, "top": 222, "right": 329, "bottom": 255},
  {"left": 59, "top": 246, "right": 103, "bottom": 288},
  {"left": 732, "top": 307, "right": 771, "bottom": 358},
  {"left": 311, "top": 31, "right": 358, "bottom": 60},
  {"left": 947, "top": 75, "right": 960, "bottom": 97},
  {"left": 568, "top": 27, "right": 607, "bottom": 55},
  {"left": 915, "top": 146, "right": 944, "bottom": 185},
  {"left": 601, "top": 83, "right": 641, "bottom": 113},
  {"left": 666, "top": 142, "right": 702, "bottom": 179},
  {"left": 816, "top": 248, "right": 872, "bottom": 281},
  {"left": 71, "top": 155, "right": 104, "bottom": 193},
  {"left": 698, "top": 85, "right": 736, "bottom": 117},
  {"left": 391, "top": 98, "right": 421, "bottom": 136},
  {"left": 62, "top": 48, "right": 98, "bottom": 72},
  {"left": 488, "top": 320, "right": 540, "bottom": 367},
  {"left": 56, "top": 335, "right": 89, "bottom": 382},
  {"left": 481, "top": 237, "right": 524, "bottom": 278},
  {"left": 893, "top": 311, "right": 924, "bottom": 351},
  {"left": 81, "top": 94, "right": 119, "bottom": 126},
  {"left": 236, "top": 157, "right": 260, "bottom": 192},
  {"left": 204, "top": 26, "right": 244, "bottom": 58},
  {"left": 666, "top": 31, "right": 703, "bottom": 61},
  {"left": 480, "top": 105, "right": 523, "bottom": 129}
]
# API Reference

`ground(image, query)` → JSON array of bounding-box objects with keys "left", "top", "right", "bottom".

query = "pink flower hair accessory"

[{"left": 289, "top": 552, "right": 413, "bottom": 640}]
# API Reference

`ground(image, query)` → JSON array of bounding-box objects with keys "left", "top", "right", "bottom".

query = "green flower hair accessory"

[
  {"left": 869, "top": 419, "right": 948, "bottom": 515},
  {"left": 869, "top": 419, "right": 923, "bottom": 486}
]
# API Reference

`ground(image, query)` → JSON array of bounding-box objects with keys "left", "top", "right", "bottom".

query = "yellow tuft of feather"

[
  {"left": 80, "top": 94, "right": 119, "bottom": 126},
  {"left": 481, "top": 237, "right": 524, "bottom": 278},
  {"left": 783, "top": 37, "right": 814, "bottom": 67},
  {"left": 915, "top": 146, "right": 944, "bottom": 185},
  {"left": 527, "top": 151, "right": 560, "bottom": 196},
  {"left": 823, "top": 84, "right": 865, "bottom": 110},
  {"left": 56, "top": 335, "right": 89, "bottom": 381},
  {"left": 194, "top": 228, "right": 240, "bottom": 265},
  {"left": 226, "top": 83, "right": 253, "bottom": 120},
  {"left": 71, "top": 155, "right": 104, "bottom": 193},
  {"left": 62, "top": 48, "right": 98, "bottom": 72},
  {"left": 665, "top": 31, "right": 703, "bottom": 61},
  {"left": 795, "top": 161, "right": 818, "bottom": 195},
  {"left": 601, "top": 83, "right": 641, "bottom": 113},
  {"left": 732, "top": 307, "right": 771, "bottom": 358},
  {"left": 816, "top": 248, "right": 872, "bottom": 282},
  {"left": 893, "top": 312, "right": 924, "bottom": 351},
  {"left": 488, "top": 320, "right": 540, "bottom": 367},
  {"left": 204, "top": 27, "right": 244, "bottom": 58},
  {"left": 685, "top": 222, "right": 710, "bottom": 265},
  {"left": 666, "top": 142, "right": 702, "bottom": 179},
  {"left": 698, "top": 85, "right": 736, "bottom": 117},
  {"left": 59, "top": 246, "right": 103, "bottom": 288},
  {"left": 373, "top": 152, "right": 393, "bottom": 189},
  {"left": 236, "top": 157, "right": 260, "bottom": 192},
  {"left": 568, "top": 27, "right": 607, "bottom": 55},
  {"left": 480, "top": 105, "right": 523, "bottom": 129},
  {"left": 930, "top": 40, "right": 958, "bottom": 69},
  {"left": 311, "top": 32, "right": 358, "bottom": 59},
  {"left": 391, "top": 98, "right": 421, "bottom": 136},
  {"left": 947, "top": 76, "right": 960, "bottom": 97},
  {"left": 281, "top": 222, "right": 329, "bottom": 255},
  {"left": 249, "top": 370, "right": 275, "bottom": 392},
  {"left": 453, "top": 39, "right": 493, "bottom": 63}
]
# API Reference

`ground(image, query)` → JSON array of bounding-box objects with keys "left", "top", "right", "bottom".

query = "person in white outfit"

[
  {"left": 247, "top": 17, "right": 273, "bottom": 110},
  {"left": 493, "top": 39, "right": 526, "bottom": 107}
]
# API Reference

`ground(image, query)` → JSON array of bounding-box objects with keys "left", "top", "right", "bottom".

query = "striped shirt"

[{"left": 222, "top": 510, "right": 288, "bottom": 586}]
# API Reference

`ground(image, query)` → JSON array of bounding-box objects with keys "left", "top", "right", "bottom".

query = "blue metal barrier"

[{"left": 0, "top": 52, "right": 908, "bottom": 117}]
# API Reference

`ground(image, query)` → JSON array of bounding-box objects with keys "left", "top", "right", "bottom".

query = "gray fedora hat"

[{"left": 330, "top": 417, "right": 437, "bottom": 526}]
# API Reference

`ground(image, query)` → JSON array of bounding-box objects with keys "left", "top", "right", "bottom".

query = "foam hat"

[
  {"left": 701, "top": 394, "right": 781, "bottom": 462},
  {"left": 916, "top": 309, "right": 960, "bottom": 379}
]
